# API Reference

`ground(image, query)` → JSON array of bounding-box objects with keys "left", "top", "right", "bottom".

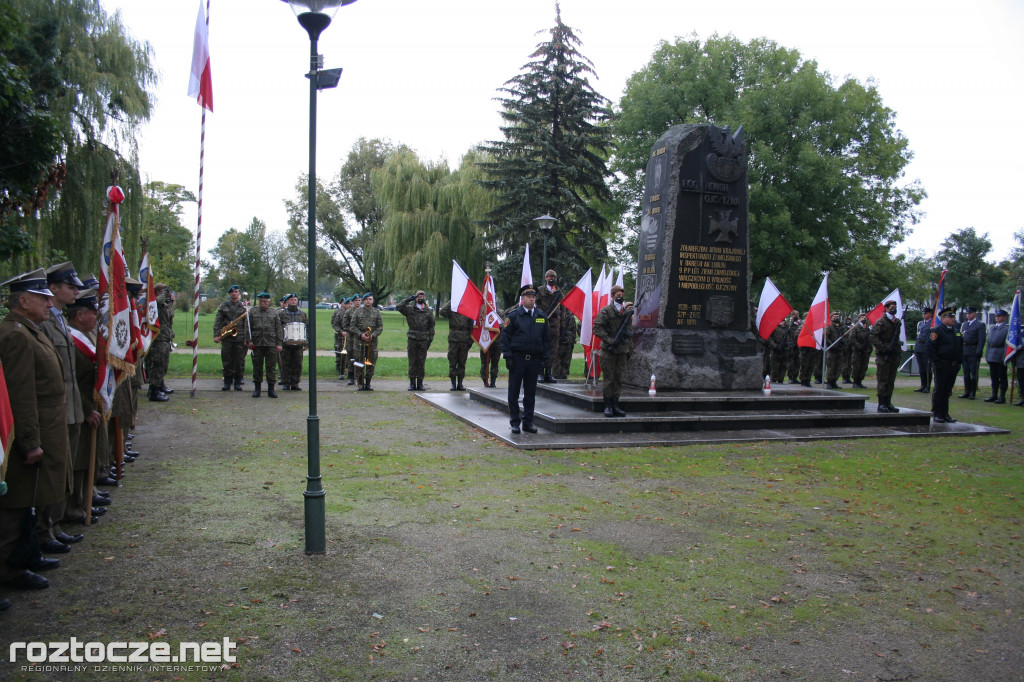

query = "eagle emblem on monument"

[{"left": 706, "top": 125, "right": 746, "bottom": 183}]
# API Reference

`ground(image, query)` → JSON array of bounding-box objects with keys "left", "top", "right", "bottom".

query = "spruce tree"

[{"left": 479, "top": 3, "right": 613, "bottom": 298}]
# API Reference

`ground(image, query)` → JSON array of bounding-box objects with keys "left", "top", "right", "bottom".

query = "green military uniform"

[
  {"left": 331, "top": 305, "right": 348, "bottom": 378},
  {"left": 849, "top": 318, "right": 873, "bottom": 388},
  {"left": 213, "top": 295, "right": 248, "bottom": 390},
  {"left": 799, "top": 345, "right": 822, "bottom": 386},
  {"left": 840, "top": 318, "right": 853, "bottom": 383},
  {"left": 348, "top": 301, "right": 383, "bottom": 390},
  {"left": 593, "top": 291, "right": 633, "bottom": 417},
  {"left": 553, "top": 311, "right": 577, "bottom": 379},
  {"left": 278, "top": 302, "right": 308, "bottom": 390},
  {"left": 785, "top": 318, "right": 802, "bottom": 383},
  {"left": 146, "top": 290, "right": 174, "bottom": 400},
  {"left": 870, "top": 309, "right": 902, "bottom": 412},
  {"left": 824, "top": 317, "right": 846, "bottom": 388},
  {"left": 768, "top": 320, "right": 791, "bottom": 383},
  {"left": 342, "top": 297, "right": 361, "bottom": 384},
  {"left": 397, "top": 294, "right": 435, "bottom": 390},
  {"left": 0, "top": 310, "right": 71, "bottom": 582},
  {"left": 440, "top": 301, "right": 473, "bottom": 391},
  {"left": 535, "top": 277, "right": 562, "bottom": 383},
  {"left": 246, "top": 298, "right": 283, "bottom": 397}
]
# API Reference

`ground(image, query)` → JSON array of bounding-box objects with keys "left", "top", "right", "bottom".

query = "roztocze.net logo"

[{"left": 10, "top": 637, "right": 237, "bottom": 671}]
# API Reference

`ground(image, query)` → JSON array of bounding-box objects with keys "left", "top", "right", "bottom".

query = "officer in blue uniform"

[
  {"left": 500, "top": 284, "right": 550, "bottom": 434},
  {"left": 913, "top": 309, "right": 933, "bottom": 392},
  {"left": 958, "top": 306, "right": 985, "bottom": 399},
  {"left": 929, "top": 307, "right": 963, "bottom": 423}
]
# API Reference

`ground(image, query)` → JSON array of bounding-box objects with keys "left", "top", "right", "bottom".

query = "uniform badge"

[
  {"left": 930, "top": 332, "right": 938, "bottom": 341},
  {"left": 536, "top": 317, "right": 546, "bottom": 324}
]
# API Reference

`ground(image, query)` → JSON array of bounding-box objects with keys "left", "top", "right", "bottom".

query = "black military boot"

[
  {"left": 412, "top": 379, "right": 420, "bottom": 392},
  {"left": 221, "top": 377, "right": 231, "bottom": 391},
  {"left": 603, "top": 398, "right": 614, "bottom": 417},
  {"left": 160, "top": 384, "right": 174, "bottom": 394},
  {"left": 234, "top": 377, "right": 244, "bottom": 391},
  {"left": 611, "top": 398, "right": 626, "bottom": 417},
  {"left": 490, "top": 375, "right": 498, "bottom": 388},
  {"left": 995, "top": 389, "right": 1006, "bottom": 405},
  {"left": 148, "top": 386, "right": 169, "bottom": 402},
  {"left": 456, "top": 377, "right": 465, "bottom": 391},
  {"left": 267, "top": 381, "right": 277, "bottom": 399},
  {"left": 984, "top": 388, "right": 998, "bottom": 402},
  {"left": 416, "top": 378, "right": 424, "bottom": 391},
  {"left": 364, "top": 378, "right": 373, "bottom": 391},
  {"left": 347, "top": 370, "right": 355, "bottom": 386},
  {"left": 252, "top": 383, "right": 261, "bottom": 398},
  {"left": 449, "top": 377, "right": 457, "bottom": 391},
  {"left": 543, "top": 369, "right": 557, "bottom": 384}
]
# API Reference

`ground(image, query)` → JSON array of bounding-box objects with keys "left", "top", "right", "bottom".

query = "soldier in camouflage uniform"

[
  {"left": 841, "top": 315, "right": 854, "bottom": 383},
  {"left": 870, "top": 299, "right": 903, "bottom": 413},
  {"left": 397, "top": 290, "right": 435, "bottom": 391},
  {"left": 342, "top": 295, "right": 361, "bottom": 385},
  {"left": 146, "top": 283, "right": 174, "bottom": 402},
  {"left": 824, "top": 312, "right": 846, "bottom": 389},
  {"left": 784, "top": 312, "right": 802, "bottom": 383},
  {"left": 553, "top": 310, "right": 577, "bottom": 380},
  {"left": 278, "top": 293, "right": 308, "bottom": 391},
  {"left": 245, "top": 292, "right": 283, "bottom": 398},
  {"left": 536, "top": 270, "right": 562, "bottom": 383},
  {"left": 440, "top": 299, "right": 474, "bottom": 391},
  {"left": 768, "top": 318, "right": 791, "bottom": 384},
  {"left": 593, "top": 285, "right": 633, "bottom": 417},
  {"left": 331, "top": 298, "right": 350, "bottom": 380},
  {"left": 348, "top": 293, "right": 383, "bottom": 391},
  {"left": 849, "top": 314, "right": 873, "bottom": 388},
  {"left": 213, "top": 284, "right": 248, "bottom": 391}
]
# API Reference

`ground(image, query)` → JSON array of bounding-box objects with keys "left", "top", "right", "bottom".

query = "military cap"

[
  {"left": 68, "top": 288, "right": 99, "bottom": 310},
  {"left": 964, "top": 305, "right": 977, "bottom": 313},
  {"left": 939, "top": 307, "right": 956, "bottom": 318},
  {"left": 544, "top": 269, "right": 557, "bottom": 278},
  {"left": 884, "top": 299, "right": 897, "bottom": 307},
  {"left": 257, "top": 292, "right": 271, "bottom": 299},
  {"left": 610, "top": 285, "right": 625, "bottom": 296},
  {"left": 228, "top": 284, "right": 240, "bottom": 292},
  {"left": 415, "top": 290, "right": 426, "bottom": 297},
  {"left": 519, "top": 284, "right": 537, "bottom": 297},
  {"left": 285, "top": 292, "right": 298, "bottom": 301},
  {"left": 125, "top": 276, "right": 143, "bottom": 296},
  {"left": 2, "top": 269, "right": 54, "bottom": 296},
  {"left": 921, "top": 308, "right": 933, "bottom": 317},
  {"left": 994, "top": 308, "right": 1008, "bottom": 317},
  {"left": 80, "top": 273, "right": 99, "bottom": 289},
  {"left": 45, "top": 261, "right": 84, "bottom": 287}
]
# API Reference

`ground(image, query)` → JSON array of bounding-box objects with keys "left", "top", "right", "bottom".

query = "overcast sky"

[{"left": 100, "top": 0, "right": 1023, "bottom": 268}]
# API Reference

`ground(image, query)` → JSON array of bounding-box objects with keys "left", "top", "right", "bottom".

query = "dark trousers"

[
  {"left": 914, "top": 351, "right": 931, "bottom": 389},
  {"left": 932, "top": 359, "right": 959, "bottom": 417},
  {"left": 962, "top": 354, "right": 980, "bottom": 393},
  {"left": 280, "top": 344, "right": 304, "bottom": 386},
  {"left": 480, "top": 348, "right": 500, "bottom": 385},
  {"left": 407, "top": 337, "right": 430, "bottom": 379},
  {"left": 875, "top": 356, "right": 898, "bottom": 404},
  {"left": 252, "top": 346, "right": 278, "bottom": 384},
  {"left": 988, "top": 362, "right": 1008, "bottom": 394},
  {"left": 221, "top": 339, "right": 247, "bottom": 382},
  {"left": 507, "top": 354, "right": 542, "bottom": 427}
]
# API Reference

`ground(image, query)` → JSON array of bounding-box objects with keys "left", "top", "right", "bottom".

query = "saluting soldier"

[
  {"left": 913, "top": 309, "right": 934, "bottom": 393},
  {"left": 536, "top": 270, "right": 562, "bottom": 384},
  {"left": 0, "top": 270, "right": 69, "bottom": 592},
  {"left": 929, "top": 307, "right": 963, "bottom": 422},
  {"left": 145, "top": 283, "right": 173, "bottom": 402},
  {"left": 278, "top": 293, "right": 308, "bottom": 391},
  {"left": 39, "top": 262, "right": 85, "bottom": 551},
  {"left": 440, "top": 298, "right": 474, "bottom": 391},
  {"left": 331, "top": 298, "right": 350, "bottom": 380},
  {"left": 959, "top": 306, "right": 986, "bottom": 399},
  {"left": 593, "top": 285, "right": 634, "bottom": 417},
  {"left": 245, "top": 292, "right": 283, "bottom": 398},
  {"left": 348, "top": 293, "right": 383, "bottom": 391},
  {"left": 849, "top": 313, "right": 873, "bottom": 389},
  {"left": 500, "top": 284, "right": 550, "bottom": 433},
  {"left": 213, "top": 285, "right": 248, "bottom": 391},
  {"left": 984, "top": 308, "right": 1009, "bottom": 404},
  {"left": 397, "top": 290, "right": 435, "bottom": 391},
  {"left": 824, "top": 312, "right": 846, "bottom": 389},
  {"left": 870, "top": 299, "right": 902, "bottom": 413}
]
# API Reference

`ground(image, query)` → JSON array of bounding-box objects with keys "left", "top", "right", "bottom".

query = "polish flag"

[
  {"left": 188, "top": 0, "right": 214, "bottom": 111},
  {"left": 797, "top": 274, "right": 829, "bottom": 350},
  {"left": 561, "top": 268, "right": 594, "bottom": 348},
  {"left": 865, "top": 288, "right": 907, "bottom": 351},
  {"left": 614, "top": 267, "right": 624, "bottom": 291},
  {"left": 520, "top": 243, "right": 533, "bottom": 289},
  {"left": 473, "top": 272, "right": 501, "bottom": 353},
  {"left": 96, "top": 185, "right": 134, "bottom": 417},
  {"left": 139, "top": 251, "right": 157, "bottom": 356},
  {"left": 755, "top": 277, "right": 793, "bottom": 340},
  {"left": 450, "top": 260, "right": 483, "bottom": 320}
]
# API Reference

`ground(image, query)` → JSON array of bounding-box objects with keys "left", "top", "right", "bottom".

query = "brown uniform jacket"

[
  {"left": 593, "top": 303, "right": 633, "bottom": 356},
  {"left": 0, "top": 312, "right": 72, "bottom": 507}
]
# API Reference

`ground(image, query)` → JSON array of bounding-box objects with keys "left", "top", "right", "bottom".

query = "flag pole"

[{"left": 190, "top": 0, "right": 210, "bottom": 399}]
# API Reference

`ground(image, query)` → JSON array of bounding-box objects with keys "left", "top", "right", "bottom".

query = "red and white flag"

[
  {"left": 139, "top": 251, "right": 157, "bottom": 356},
  {"left": 450, "top": 260, "right": 483, "bottom": 320},
  {"left": 797, "top": 274, "right": 829, "bottom": 350},
  {"left": 0, "top": 360, "right": 14, "bottom": 481},
  {"left": 866, "top": 288, "right": 907, "bottom": 350},
  {"left": 520, "top": 243, "right": 533, "bottom": 290},
  {"left": 96, "top": 185, "right": 134, "bottom": 417},
  {"left": 614, "top": 267, "right": 624, "bottom": 291},
  {"left": 188, "top": 0, "right": 214, "bottom": 111},
  {"left": 473, "top": 272, "right": 501, "bottom": 352},
  {"left": 755, "top": 277, "right": 794, "bottom": 340},
  {"left": 561, "top": 268, "right": 593, "bottom": 348}
]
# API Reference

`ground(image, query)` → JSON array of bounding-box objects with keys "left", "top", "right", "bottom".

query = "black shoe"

[
  {"left": 96, "top": 476, "right": 119, "bottom": 487},
  {"left": 29, "top": 557, "right": 61, "bottom": 572},
  {"left": 604, "top": 398, "right": 614, "bottom": 417},
  {"left": 914, "top": 387, "right": 927, "bottom": 393},
  {"left": 886, "top": 404, "right": 900, "bottom": 413},
  {"left": 221, "top": 381, "right": 231, "bottom": 391},
  {"left": 347, "top": 379, "right": 355, "bottom": 385},
  {"left": 877, "top": 404, "right": 891, "bottom": 413},
  {"left": 234, "top": 382, "right": 243, "bottom": 391},
  {"left": 41, "top": 540, "right": 71, "bottom": 554},
  {"left": 95, "top": 489, "right": 110, "bottom": 498},
  {"left": 510, "top": 424, "right": 521, "bottom": 434},
  {"left": 267, "top": 382, "right": 277, "bottom": 399},
  {"left": 416, "top": 379, "right": 424, "bottom": 391},
  {"left": 944, "top": 415, "right": 957, "bottom": 423},
  {"left": 90, "top": 506, "right": 107, "bottom": 517},
  {"left": 826, "top": 382, "right": 841, "bottom": 389},
  {"left": 842, "top": 378, "right": 852, "bottom": 384},
  {"left": 984, "top": 395, "right": 997, "bottom": 402},
  {"left": 416, "top": 381, "right": 423, "bottom": 392},
  {"left": 0, "top": 598, "right": 10, "bottom": 610},
  {"left": 160, "top": 385, "right": 174, "bottom": 395},
  {"left": 933, "top": 415, "right": 946, "bottom": 423},
  {"left": 123, "top": 454, "right": 136, "bottom": 463},
  {"left": 611, "top": 398, "right": 626, "bottom": 417},
  {"left": 149, "top": 388, "right": 169, "bottom": 402},
  {"left": 957, "top": 393, "right": 970, "bottom": 399},
  {"left": 56, "top": 532, "right": 84, "bottom": 544},
  {"left": 852, "top": 383, "right": 867, "bottom": 388},
  {"left": 456, "top": 382, "right": 465, "bottom": 391},
  {"left": 995, "top": 398, "right": 1006, "bottom": 404},
  {"left": 92, "top": 494, "right": 110, "bottom": 506},
  {"left": 522, "top": 424, "right": 538, "bottom": 433},
  {"left": 5, "top": 571, "right": 49, "bottom": 590},
  {"left": 800, "top": 381, "right": 811, "bottom": 387},
  {"left": 252, "top": 385, "right": 261, "bottom": 398},
  {"left": 291, "top": 384, "right": 301, "bottom": 391}
]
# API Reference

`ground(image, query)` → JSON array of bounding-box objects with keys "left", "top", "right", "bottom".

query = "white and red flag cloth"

[
  {"left": 520, "top": 243, "right": 533, "bottom": 290},
  {"left": 865, "top": 288, "right": 907, "bottom": 350},
  {"left": 1004, "top": 289, "right": 1021, "bottom": 364},
  {"left": 450, "top": 260, "right": 484, "bottom": 320},
  {"left": 0, "top": 359, "right": 14, "bottom": 481},
  {"left": 561, "top": 268, "right": 593, "bottom": 348},
  {"left": 614, "top": 267, "right": 624, "bottom": 291},
  {"left": 755, "top": 277, "right": 794, "bottom": 340},
  {"left": 96, "top": 185, "right": 134, "bottom": 417},
  {"left": 797, "top": 274, "right": 829, "bottom": 350},
  {"left": 139, "top": 251, "right": 157, "bottom": 356},
  {"left": 473, "top": 272, "right": 501, "bottom": 352},
  {"left": 188, "top": 0, "right": 214, "bottom": 111}
]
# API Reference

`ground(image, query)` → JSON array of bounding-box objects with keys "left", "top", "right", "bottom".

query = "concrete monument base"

[{"left": 623, "top": 327, "right": 762, "bottom": 390}]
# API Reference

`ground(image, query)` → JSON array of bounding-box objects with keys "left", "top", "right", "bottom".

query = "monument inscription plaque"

[{"left": 624, "top": 124, "right": 761, "bottom": 391}]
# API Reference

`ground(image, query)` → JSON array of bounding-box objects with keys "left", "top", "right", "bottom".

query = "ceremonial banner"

[
  {"left": 139, "top": 250, "right": 157, "bottom": 356},
  {"left": 931, "top": 269, "right": 947, "bottom": 328},
  {"left": 797, "top": 274, "right": 829, "bottom": 350},
  {"left": 0, "top": 360, "right": 14, "bottom": 482},
  {"left": 96, "top": 185, "right": 134, "bottom": 417},
  {"left": 1005, "top": 289, "right": 1021, "bottom": 364},
  {"left": 451, "top": 260, "right": 484, "bottom": 320},
  {"left": 474, "top": 272, "right": 501, "bottom": 352}
]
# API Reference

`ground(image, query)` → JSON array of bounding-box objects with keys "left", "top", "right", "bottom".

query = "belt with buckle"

[{"left": 518, "top": 353, "right": 534, "bottom": 361}]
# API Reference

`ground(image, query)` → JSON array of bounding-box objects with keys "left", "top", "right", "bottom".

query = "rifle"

[
  {"left": 543, "top": 290, "right": 564, "bottom": 318},
  {"left": 606, "top": 292, "right": 646, "bottom": 352},
  {"left": 878, "top": 309, "right": 906, "bottom": 360}
]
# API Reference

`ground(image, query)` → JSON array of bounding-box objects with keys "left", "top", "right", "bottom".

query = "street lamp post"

[
  {"left": 533, "top": 215, "right": 556, "bottom": 277},
  {"left": 282, "top": 0, "right": 356, "bottom": 554}
]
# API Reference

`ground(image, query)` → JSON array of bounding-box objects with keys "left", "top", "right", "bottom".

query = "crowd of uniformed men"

[
  {"left": 0, "top": 264, "right": 167, "bottom": 613},
  {"left": 761, "top": 302, "right": 1023, "bottom": 423}
]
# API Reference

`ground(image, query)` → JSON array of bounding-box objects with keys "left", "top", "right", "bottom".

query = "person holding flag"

[
  {"left": 146, "top": 284, "right": 173, "bottom": 402},
  {"left": 475, "top": 269, "right": 502, "bottom": 388},
  {"left": 1007, "top": 290, "right": 1023, "bottom": 406},
  {"left": 440, "top": 297, "right": 474, "bottom": 392},
  {"left": 983, "top": 308, "right": 1010, "bottom": 403},
  {"left": 870, "top": 299, "right": 903, "bottom": 413}
]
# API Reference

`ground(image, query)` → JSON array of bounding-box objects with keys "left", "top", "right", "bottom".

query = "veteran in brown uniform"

[{"left": 0, "top": 270, "right": 70, "bottom": 592}]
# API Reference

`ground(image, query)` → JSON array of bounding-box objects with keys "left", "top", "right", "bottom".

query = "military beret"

[
  {"left": 228, "top": 284, "right": 240, "bottom": 292},
  {"left": 363, "top": 292, "right": 374, "bottom": 299},
  {"left": 45, "top": 261, "right": 84, "bottom": 287},
  {"left": 257, "top": 292, "right": 271, "bottom": 299},
  {"left": 519, "top": 284, "right": 537, "bottom": 297},
  {"left": 544, "top": 269, "right": 557, "bottom": 278}
]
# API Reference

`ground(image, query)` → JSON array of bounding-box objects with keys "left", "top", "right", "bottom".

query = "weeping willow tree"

[
  {"left": 374, "top": 149, "right": 494, "bottom": 299},
  {"left": 3, "top": 0, "right": 156, "bottom": 276}
]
